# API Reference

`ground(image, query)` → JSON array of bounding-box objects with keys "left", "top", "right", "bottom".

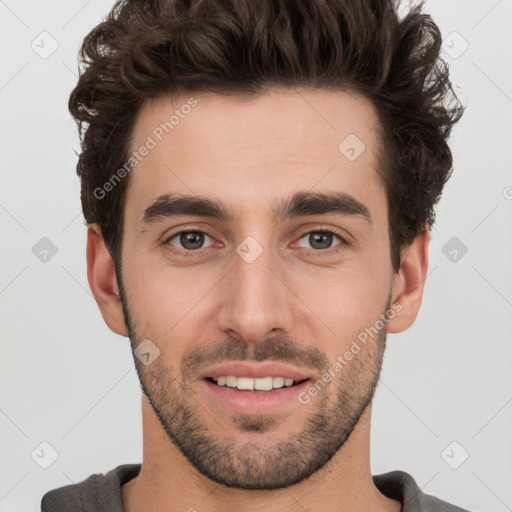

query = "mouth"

[
  {"left": 197, "top": 362, "right": 314, "bottom": 415},
  {"left": 200, "top": 375, "right": 312, "bottom": 416},
  {"left": 204, "top": 376, "right": 309, "bottom": 393}
]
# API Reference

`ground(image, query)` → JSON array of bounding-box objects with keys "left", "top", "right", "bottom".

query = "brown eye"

[
  {"left": 166, "top": 230, "right": 214, "bottom": 251},
  {"left": 297, "top": 230, "right": 344, "bottom": 251}
]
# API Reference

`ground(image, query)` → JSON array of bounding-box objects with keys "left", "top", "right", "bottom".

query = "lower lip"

[{"left": 200, "top": 378, "right": 310, "bottom": 416}]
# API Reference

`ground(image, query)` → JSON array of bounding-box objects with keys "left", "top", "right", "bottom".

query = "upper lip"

[{"left": 198, "top": 362, "right": 312, "bottom": 382}]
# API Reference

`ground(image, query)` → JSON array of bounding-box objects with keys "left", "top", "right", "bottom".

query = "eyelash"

[{"left": 162, "top": 227, "right": 349, "bottom": 258}]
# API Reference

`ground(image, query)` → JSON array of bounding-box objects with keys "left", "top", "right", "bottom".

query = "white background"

[{"left": 0, "top": 1, "right": 511, "bottom": 510}]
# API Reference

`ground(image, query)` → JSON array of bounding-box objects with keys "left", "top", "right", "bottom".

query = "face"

[{"left": 117, "top": 88, "right": 397, "bottom": 489}]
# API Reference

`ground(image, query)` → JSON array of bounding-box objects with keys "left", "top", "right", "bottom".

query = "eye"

[
  {"left": 296, "top": 228, "right": 346, "bottom": 251},
  {"left": 162, "top": 227, "right": 349, "bottom": 258},
  {"left": 164, "top": 230, "right": 216, "bottom": 252}
]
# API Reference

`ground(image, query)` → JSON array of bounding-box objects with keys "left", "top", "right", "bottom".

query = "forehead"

[{"left": 125, "top": 88, "right": 385, "bottom": 227}]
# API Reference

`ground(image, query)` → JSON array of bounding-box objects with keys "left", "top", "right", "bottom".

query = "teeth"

[
  {"left": 255, "top": 377, "right": 273, "bottom": 390},
  {"left": 236, "top": 377, "right": 254, "bottom": 390},
  {"left": 212, "top": 375, "right": 300, "bottom": 391},
  {"left": 272, "top": 377, "right": 285, "bottom": 388},
  {"left": 225, "top": 376, "right": 237, "bottom": 387}
]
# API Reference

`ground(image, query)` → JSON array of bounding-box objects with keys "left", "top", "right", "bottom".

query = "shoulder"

[
  {"left": 373, "top": 470, "right": 472, "bottom": 512},
  {"left": 40, "top": 463, "right": 141, "bottom": 512}
]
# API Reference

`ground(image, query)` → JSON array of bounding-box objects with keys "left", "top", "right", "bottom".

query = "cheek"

[
  {"left": 291, "top": 263, "right": 390, "bottom": 345},
  {"left": 123, "top": 255, "right": 221, "bottom": 334},
  {"left": 122, "top": 225, "right": 391, "bottom": 345}
]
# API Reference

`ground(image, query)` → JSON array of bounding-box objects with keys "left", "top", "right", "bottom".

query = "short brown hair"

[{"left": 69, "top": 0, "right": 464, "bottom": 272}]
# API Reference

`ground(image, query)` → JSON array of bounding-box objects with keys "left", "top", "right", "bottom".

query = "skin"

[{"left": 87, "top": 88, "right": 429, "bottom": 512}]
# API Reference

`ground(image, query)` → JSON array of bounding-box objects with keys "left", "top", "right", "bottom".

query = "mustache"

[{"left": 181, "top": 335, "right": 329, "bottom": 381}]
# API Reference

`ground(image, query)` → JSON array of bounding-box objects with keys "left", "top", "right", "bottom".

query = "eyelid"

[
  {"left": 163, "top": 228, "right": 217, "bottom": 250},
  {"left": 294, "top": 226, "right": 349, "bottom": 250},
  {"left": 162, "top": 225, "right": 351, "bottom": 255}
]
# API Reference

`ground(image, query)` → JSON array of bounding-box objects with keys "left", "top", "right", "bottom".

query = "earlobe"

[
  {"left": 86, "top": 224, "right": 129, "bottom": 337},
  {"left": 387, "top": 230, "right": 430, "bottom": 334}
]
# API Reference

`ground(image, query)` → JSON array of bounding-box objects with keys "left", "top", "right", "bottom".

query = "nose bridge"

[{"left": 216, "top": 236, "right": 292, "bottom": 341}]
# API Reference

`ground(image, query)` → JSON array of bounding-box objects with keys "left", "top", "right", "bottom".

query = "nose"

[{"left": 215, "top": 242, "right": 294, "bottom": 344}]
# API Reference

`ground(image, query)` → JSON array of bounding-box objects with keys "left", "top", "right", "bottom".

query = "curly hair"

[{"left": 69, "top": 0, "right": 464, "bottom": 273}]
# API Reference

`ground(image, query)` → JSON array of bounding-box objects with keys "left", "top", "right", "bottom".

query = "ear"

[
  {"left": 86, "top": 224, "right": 129, "bottom": 337},
  {"left": 387, "top": 230, "right": 430, "bottom": 333}
]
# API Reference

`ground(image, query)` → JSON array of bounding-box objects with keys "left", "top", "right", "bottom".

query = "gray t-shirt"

[{"left": 41, "top": 464, "right": 471, "bottom": 511}]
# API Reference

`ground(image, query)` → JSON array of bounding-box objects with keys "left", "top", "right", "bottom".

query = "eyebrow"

[{"left": 140, "top": 191, "right": 372, "bottom": 228}]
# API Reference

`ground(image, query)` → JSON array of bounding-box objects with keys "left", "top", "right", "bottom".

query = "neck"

[{"left": 122, "top": 395, "right": 400, "bottom": 512}]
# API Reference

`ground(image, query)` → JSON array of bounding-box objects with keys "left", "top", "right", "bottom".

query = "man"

[{"left": 41, "top": 0, "right": 468, "bottom": 510}]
